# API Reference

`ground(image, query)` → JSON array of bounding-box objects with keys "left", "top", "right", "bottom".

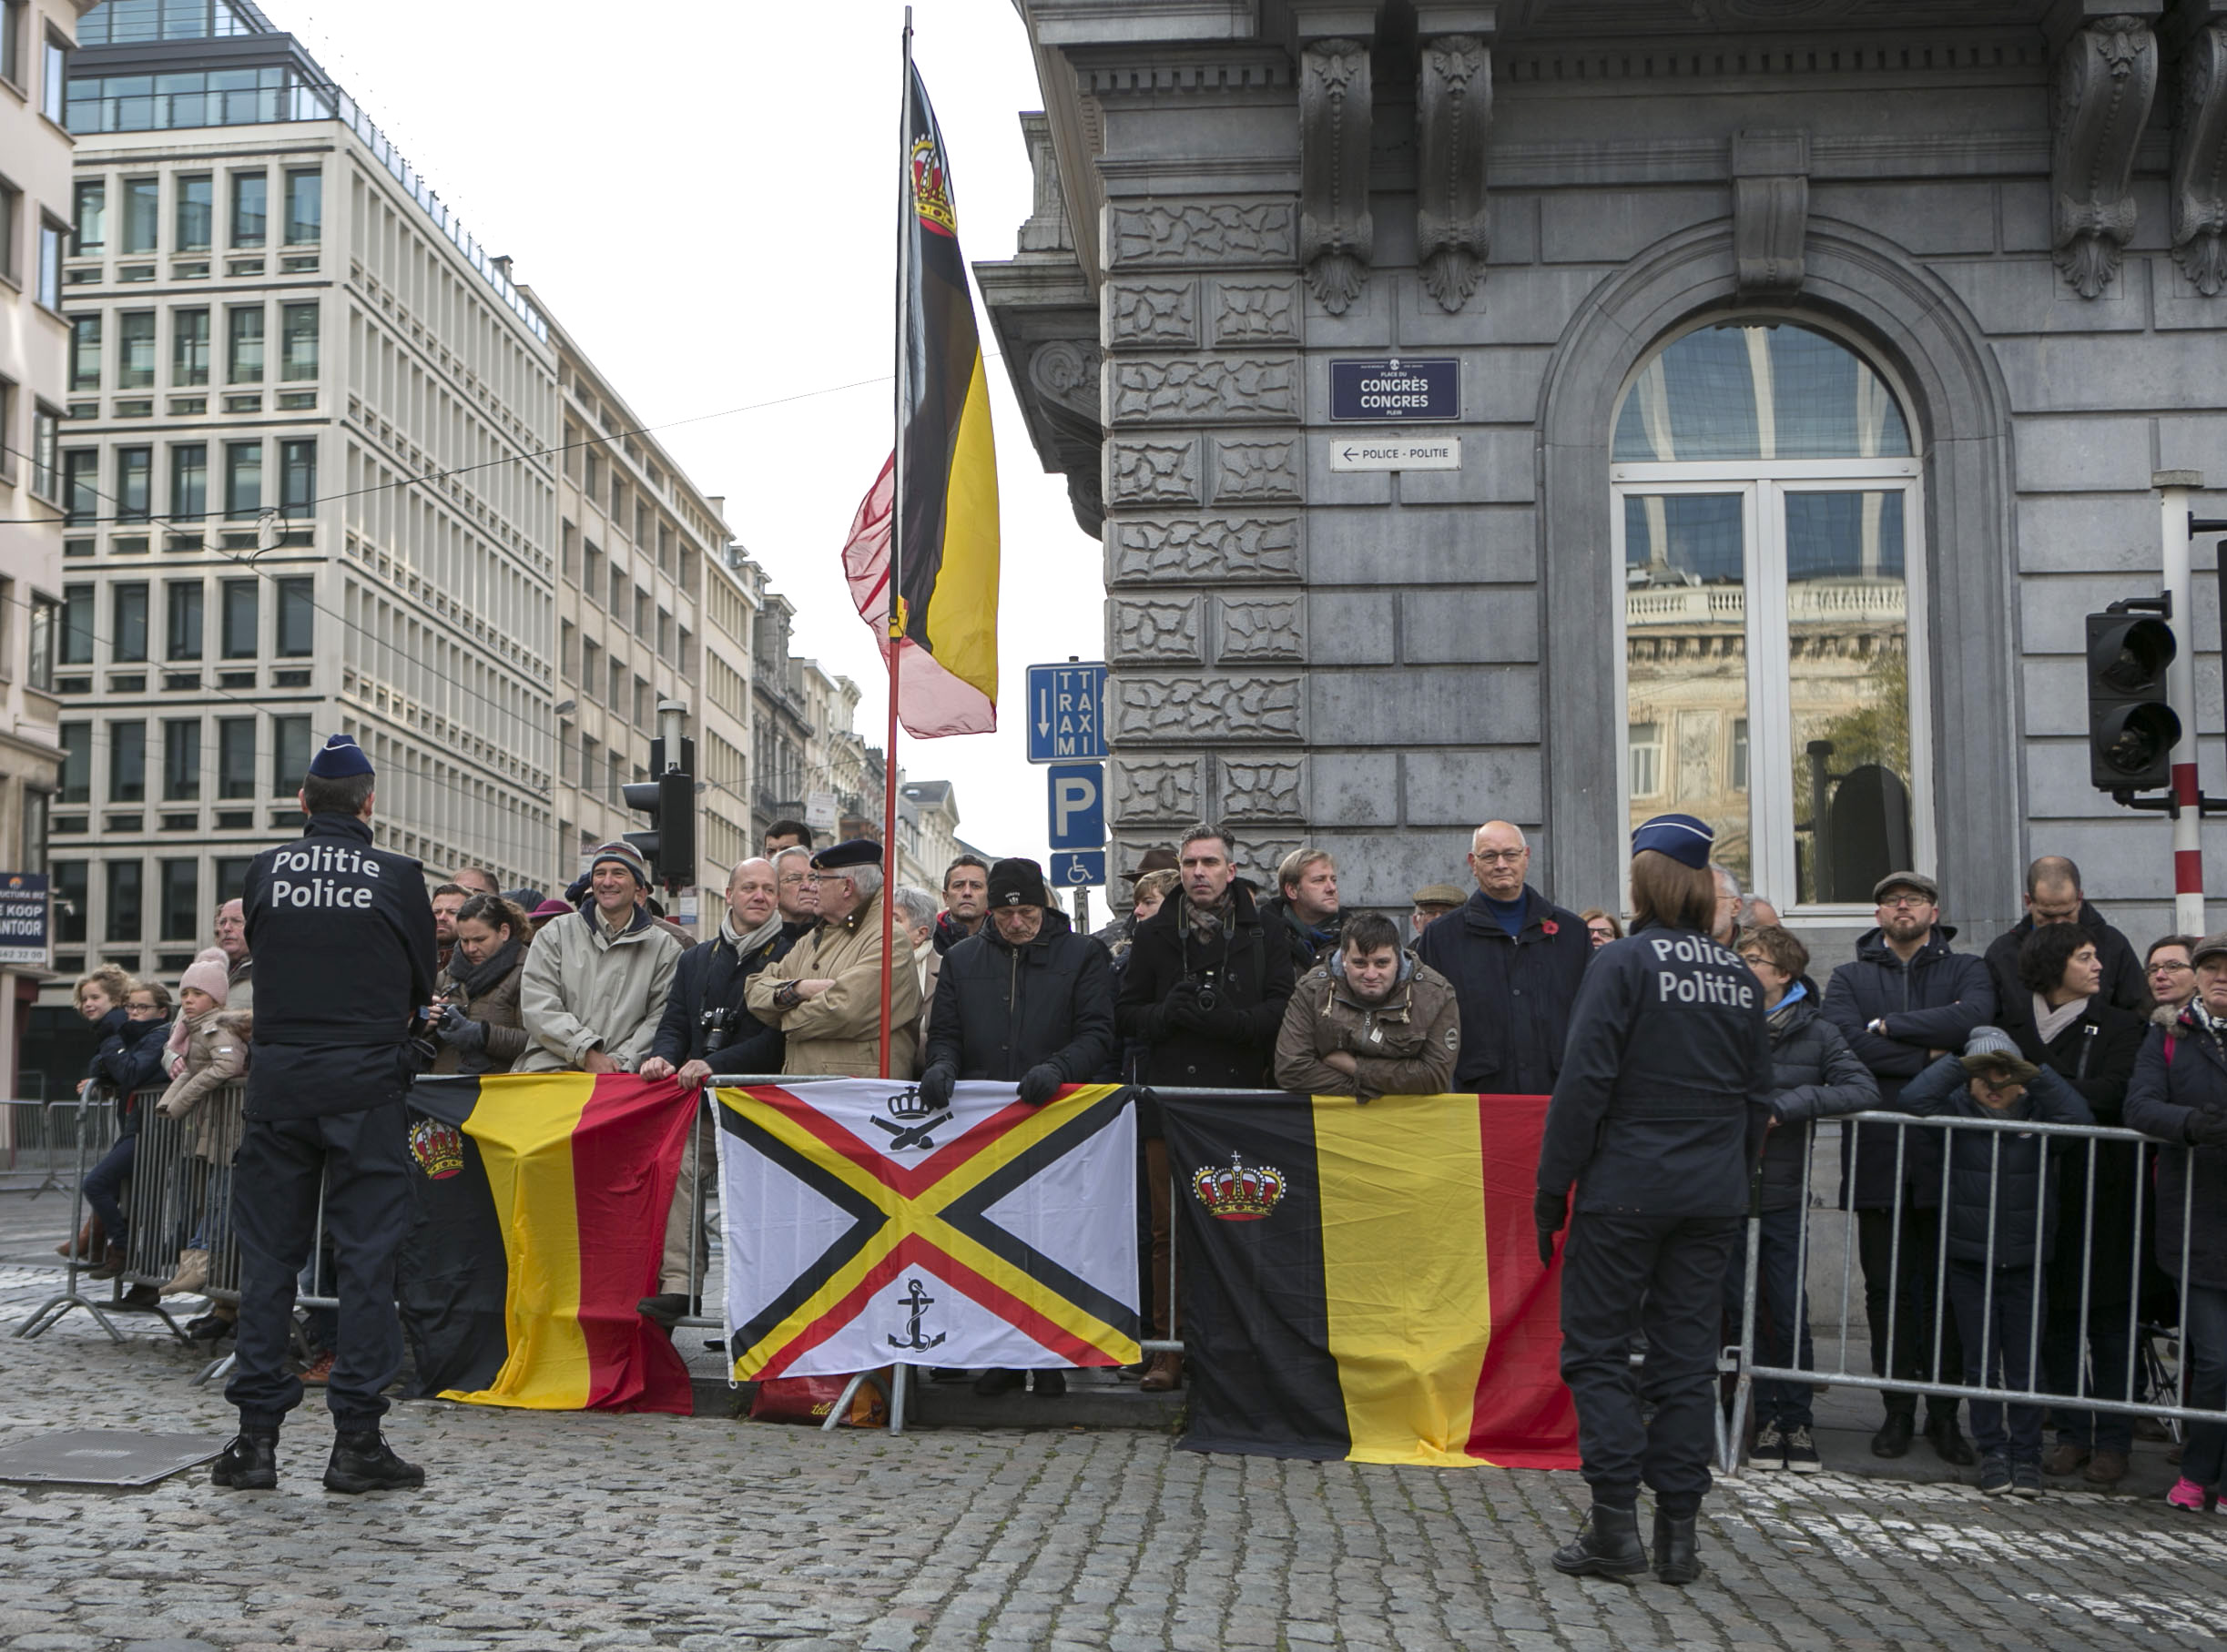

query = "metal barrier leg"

[
  {"left": 819, "top": 1372, "right": 869, "bottom": 1433},
  {"left": 890, "top": 1362, "right": 910, "bottom": 1435},
  {"left": 192, "top": 1349, "right": 236, "bottom": 1389},
  {"left": 14, "top": 1099, "right": 131, "bottom": 1343},
  {"left": 1724, "top": 1196, "right": 1764, "bottom": 1476}
]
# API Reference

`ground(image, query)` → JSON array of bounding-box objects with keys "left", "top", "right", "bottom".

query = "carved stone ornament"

[
  {"left": 1109, "top": 596, "right": 1206, "bottom": 664},
  {"left": 1220, "top": 760, "right": 1306, "bottom": 822},
  {"left": 1298, "top": 39, "right": 1376, "bottom": 313},
  {"left": 1107, "top": 516, "right": 1303, "bottom": 586},
  {"left": 1217, "top": 598, "right": 1305, "bottom": 663},
  {"left": 1111, "top": 675, "right": 1305, "bottom": 745},
  {"left": 1106, "top": 439, "right": 1202, "bottom": 506},
  {"left": 2051, "top": 14, "right": 2161, "bottom": 299},
  {"left": 1213, "top": 280, "right": 1304, "bottom": 343},
  {"left": 1212, "top": 439, "right": 1303, "bottom": 502},
  {"left": 1110, "top": 357, "right": 1301, "bottom": 425},
  {"left": 2172, "top": 23, "right": 2227, "bottom": 296},
  {"left": 1732, "top": 130, "right": 1810, "bottom": 299},
  {"left": 1112, "top": 756, "right": 1205, "bottom": 825},
  {"left": 1416, "top": 35, "right": 1493, "bottom": 312},
  {"left": 1109, "top": 203, "right": 1297, "bottom": 267},
  {"left": 1226, "top": 834, "right": 1303, "bottom": 885},
  {"left": 1106, "top": 280, "right": 1200, "bottom": 349},
  {"left": 1027, "top": 340, "right": 1103, "bottom": 421}
]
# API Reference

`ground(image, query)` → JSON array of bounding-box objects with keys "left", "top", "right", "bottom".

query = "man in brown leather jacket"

[{"left": 1273, "top": 913, "right": 1461, "bottom": 1100}]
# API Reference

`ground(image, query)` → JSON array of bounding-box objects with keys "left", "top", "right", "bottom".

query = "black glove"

[
  {"left": 432, "top": 1004, "right": 471, "bottom": 1044},
  {"left": 1534, "top": 1188, "right": 1567, "bottom": 1268},
  {"left": 451, "top": 1019, "right": 488, "bottom": 1053},
  {"left": 1016, "top": 1064, "right": 1063, "bottom": 1106},
  {"left": 918, "top": 1063, "right": 955, "bottom": 1110},
  {"left": 2187, "top": 1110, "right": 2227, "bottom": 1149}
]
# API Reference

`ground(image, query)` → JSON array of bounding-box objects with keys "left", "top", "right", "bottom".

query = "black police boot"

[
  {"left": 1652, "top": 1506, "right": 1702, "bottom": 1585},
  {"left": 322, "top": 1429, "right": 425, "bottom": 1495},
  {"left": 1550, "top": 1504, "right": 1648, "bottom": 1578},
  {"left": 1924, "top": 1412, "right": 1975, "bottom": 1467},
  {"left": 1871, "top": 1411, "right": 1915, "bottom": 1458},
  {"left": 209, "top": 1426, "right": 278, "bottom": 1491}
]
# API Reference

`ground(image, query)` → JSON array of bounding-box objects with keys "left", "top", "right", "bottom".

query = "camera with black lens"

[
  {"left": 1192, "top": 968, "right": 1220, "bottom": 1012},
  {"left": 699, "top": 1006, "right": 735, "bottom": 1044}
]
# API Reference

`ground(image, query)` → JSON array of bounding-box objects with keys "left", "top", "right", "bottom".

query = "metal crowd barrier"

[{"left": 1722, "top": 1108, "right": 2221, "bottom": 1475}]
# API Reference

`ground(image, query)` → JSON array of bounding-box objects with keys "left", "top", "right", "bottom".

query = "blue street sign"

[
  {"left": 1026, "top": 661, "right": 1108, "bottom": 763},
  {"left": 1046, "top": 763, "right": 1105, "bottom": 851},
  {"left": 1050, "top": 850, "right": 1107, "bottom": 888},
  {"left": 1328, "top": 356, "right": 1460, "bottom": 422}
]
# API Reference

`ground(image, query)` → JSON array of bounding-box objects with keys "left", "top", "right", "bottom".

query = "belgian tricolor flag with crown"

[{"left": 1160, "top": 1092, "right": 1580, "bottom": 1468}]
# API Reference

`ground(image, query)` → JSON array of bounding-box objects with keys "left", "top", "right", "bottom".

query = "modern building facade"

[
  {"left": 0, "top": 0, "right": 97, "bottom": 1090},
  {"left": 29, "top": 0, "right": 558, "bottom": 1083},
  {"left": 982, "top": 0, "right": 2227, "bottom": 947}
]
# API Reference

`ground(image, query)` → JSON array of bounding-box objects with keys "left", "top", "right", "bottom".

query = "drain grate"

[{"left": 0, "top": 1430, "right": 228, "bottom": 1486}]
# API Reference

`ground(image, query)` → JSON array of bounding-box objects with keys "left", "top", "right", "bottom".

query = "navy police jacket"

[
  {"left": 242, "top": 811, "right": 438, "bottom": 1120},
  {"left": 1535, "top": 920, "right": 1773, "bottom": 1218}
]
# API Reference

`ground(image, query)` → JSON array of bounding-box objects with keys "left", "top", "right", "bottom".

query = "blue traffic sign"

[
  {"left": 1328, "top": 357, "right": 1460, "bottom": 422},
  {"left": 1046, "top": 763, "right": 1105, "bottom": 851},
  {"left": 1050, "top": 850, "right": 1107, "bottom": 887},
  {"left": 1026, "top": 662, "right": 1108, "bottom": 763}
]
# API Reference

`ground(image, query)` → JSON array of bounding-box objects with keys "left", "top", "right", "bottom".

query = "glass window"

[
  {"left": 162, "top": 721, "right": 199, "bottom": 800},
  {"left": 280, "top": 301, "right": 317, "bottom": 380},
  {"left": 27, "top": 593, "right": 55, "bottom": 690},
  {"left": 561, "top": 520, "right": 577, "bottom": 582},
  {"left": 121, "top": 177, "right": 158, "bottom": 253},
  {"left": 69, "top": 315, "right": 101, "bottom": 391},
  {"left": 170, "top": 443, "right": 207, "bottom": 520},
  {"left": 219, "top": 578, "right": 256, "bottom": 656},
  {"left": 61, "top": 451, "right": 98, "bottom": 525},
  {"left": 0, "top": 0, "right": 18, "bottom": 86},
  {"left": 40, "top": 27, "right": 63, "bottom": 124},
  {"left": 1614, "top": 322, "right": 1913, "bottom": 463},
  {"left": 160, "top": 857, "right": 199, "bottom": 939},
  {"left": 560, "top": 619, "right": 576, "bottom": 684},
  {"left": 23, "top": 787, "right": 46, "bottom": 878},
  {"left": 55, "top": 859, "right": 87, "bottom": 946},
  {"left": 0, "top": 180, "right": 15, "bottom": 284},
  {"left": 217, "top": 716, "right": 254, "bottom": 798},
  {"left": 59, "top": 723, "right": 90, "bottom": 804},
  {"left": 109, "top": 720, "right": 146, "bottom": 802},
  {"left": 276, "top": 576, "right": 311, "bottom": 655},
  {"left": 230, "top": 172, "right": 267, "bottom": 247},
  {"left": 223, "top": 441, "right": 259, "bottom": 519},
  {"left": 36, "top": 218, "right": 62, "bottom": 307},
  {"left": 166, "top": 581, "right": 203, "bottom": 660},
  {"left": 117, "top": 310, "right": 156, "bottom": 388},
  {"left": 226, "top": 304, "right": 262, "bottom": 382},
  {"left": 112, "top": 583, "right": 149, "bottom": 662},
  {"left": 172, "top": 307, "right": 209, "bottom": 386},
  {"left": 1627, "top": 720, "right": 1663, "bottom": 799},
  {"left": 72, "top": 179, "right": 106, "bottom": 256},
  {"left": 175, "top": 174, "right": 211, "bottom": 251},
  {"left": 60, "top": 584, "right": 94, "bottom": 665},
  {"left": 117, "top": 449, "right": 151, "bottom": 522},
  {"left": 279, "top": 438, "right": 314, "bottom": 518},
  {"left": 213, "top": 854, "right": 251, "bottom": 902},
  {"left": 271, "top": 714, "right": 309, "bottom": 794},
  {"left": 283, "top": 168, "right": 320, "bottom": 244},
  {"left": 31, "top": 405, "right": 58, "bottom": 499},
  {"left": 106, "top": 859, "right": 143, "bottom": 943}
]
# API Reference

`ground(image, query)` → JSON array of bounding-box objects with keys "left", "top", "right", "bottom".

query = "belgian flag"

[
  {"left": 398, "top": 1073, "right": 697, "bottom": 1414},
  {"left": 1159, "top": 1092, "right": 1579, "bottom": 1468}
]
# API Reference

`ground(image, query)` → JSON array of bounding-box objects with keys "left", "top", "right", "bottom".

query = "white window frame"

[{"left": 1611, "top": 459, "right": 1933, "bottom": 918}]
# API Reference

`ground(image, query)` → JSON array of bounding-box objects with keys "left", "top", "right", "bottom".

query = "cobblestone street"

[{"left": 1, "top": 1247, "right": 2222, "bottom": 1652}]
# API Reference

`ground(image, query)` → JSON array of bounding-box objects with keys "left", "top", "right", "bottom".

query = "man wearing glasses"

[
  {"left": 1981, "top": 856, "right": 2150, "bottom": 1020},
  {"left": 1822, "top": 869, "right": 1996, "bottom": 1468},
  {"left": 2145, "top": 936, "right": 2201, "bottom": 1027},
  {"left": 1413, "top": 818, "right": 1591, "bottom": 1097},
  {"left": 771, "top": 845, "right": 821, "bottom": 942}
]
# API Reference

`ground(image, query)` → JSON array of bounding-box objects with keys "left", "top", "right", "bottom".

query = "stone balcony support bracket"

[
  {"left": 1414, "top": 4, "right": 1499, "bottom": 312},
  {"left": 2047, "top": 0, "right": 2165, "bottom": 298},
  {"left": 1732, "top": 129, "right": 1812, "bottom": 300},
  {"left": 1291, "top": 4, "right": 1385, "bottom": 315},
  {"left": 2170, "top": 6, "right": 2227, "bottom": 295}
]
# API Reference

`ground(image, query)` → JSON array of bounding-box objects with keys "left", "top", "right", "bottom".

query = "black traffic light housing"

[
  {"left": 622, "top": 733, "right": 697, "bottom": 892},
  {"left": 2086, "top": 602, "right": 2180, "bottom": 793}
]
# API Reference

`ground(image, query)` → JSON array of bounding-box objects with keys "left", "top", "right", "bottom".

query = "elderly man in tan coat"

[{"left": 747, "top": 839, "right": 920, "bottom": 1079}]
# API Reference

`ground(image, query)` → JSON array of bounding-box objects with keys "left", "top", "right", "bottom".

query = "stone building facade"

[{"left": 981, "top": 0, "right": 2227, "bottom": 947}]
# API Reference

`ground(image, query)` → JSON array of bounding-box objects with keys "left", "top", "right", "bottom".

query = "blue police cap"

[
  {"left": 1631, "top": 813, "right": 1713, "bottom": 869},
  {"left": 307, "top": 733, "right": 374, "bottom": 780}
]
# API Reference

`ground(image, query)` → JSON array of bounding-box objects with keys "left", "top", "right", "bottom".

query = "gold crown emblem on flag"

[
  {"left": 1193, "top": 1153, "right": 1285, "bottom": 1221},
  {"left": 409, "top": 1116, "right": 465, "bottom": 1181}
]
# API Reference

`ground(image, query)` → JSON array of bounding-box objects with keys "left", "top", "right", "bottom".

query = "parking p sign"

[{"left": 1046, "top": 764, "right": 1104, "bottom": 851}]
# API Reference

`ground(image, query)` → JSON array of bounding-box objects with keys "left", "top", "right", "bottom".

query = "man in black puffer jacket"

[
  {"left": 1820, "top": 870, "right": 1994, "bottom": 1465},
  {"left": 1726, "top": 926, "right": 1876, "bottom": 1472}
]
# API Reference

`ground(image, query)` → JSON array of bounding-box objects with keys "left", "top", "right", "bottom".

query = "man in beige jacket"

[
  {"left": 747, "top": 839, "right": 919, "bottom": 1079},
  {"left": 1274, "top": 912, "right": 1462, "bottom": 1100}
]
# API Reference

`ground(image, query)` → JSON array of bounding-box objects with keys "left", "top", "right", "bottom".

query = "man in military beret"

[{"left": 747, "top": 839, "right": 920, "bottom": 1078}]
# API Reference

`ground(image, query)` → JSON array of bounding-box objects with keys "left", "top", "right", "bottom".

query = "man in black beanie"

[{"left": 920, "top": 856, "right": 1116, "bottom": 1397}]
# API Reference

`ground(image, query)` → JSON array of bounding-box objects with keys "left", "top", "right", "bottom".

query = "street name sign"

[
  {"left": 1026, "top": 662, "right": 1108, "bottom": 763},
  {"left": 1329, "top": 436, "right": 1462, "bottom": 472},
  {"left": 1046, "top": 763, "right": 1105, "bottom": 851},
  {"left": 1050, "top": 850, "right": 1107, "bottom": 887},
  {"left": 1328, "top": 357, "right": 1460, "bottom": 421}
]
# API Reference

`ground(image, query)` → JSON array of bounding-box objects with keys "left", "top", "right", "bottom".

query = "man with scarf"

[{"left": 640, "top": 856, "right": 795, "bottom": 1325}]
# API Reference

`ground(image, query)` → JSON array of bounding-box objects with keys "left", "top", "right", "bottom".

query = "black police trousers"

[
  {"left": 225, "top": 1103, "right": 414, "bottom": 1430},
  {"left": 1559, "top": 1211, "right": 1741, "bottom": 1515}
]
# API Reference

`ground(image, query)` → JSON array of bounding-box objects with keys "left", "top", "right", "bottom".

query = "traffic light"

[
  {"left": 2086, "top": 607, "right": 2181, "bottom": 792},
  {"left": 622, "top": 729, "right": 697, "bottom": 891}
]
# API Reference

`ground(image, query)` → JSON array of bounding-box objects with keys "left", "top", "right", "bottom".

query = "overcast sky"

[{"left": 284, "top": 0, "right": 1103, "bottom": 881}]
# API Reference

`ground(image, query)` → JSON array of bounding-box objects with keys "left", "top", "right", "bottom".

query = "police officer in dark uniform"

[
  {"left": 1534, "top": 813, "right": 1772, "bottom": 1584},
  {"left": 212, "top": 734, "right": 437, "bottom": 1494}
]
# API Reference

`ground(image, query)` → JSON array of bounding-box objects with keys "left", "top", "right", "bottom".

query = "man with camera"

[
  {"left": 638, "top": 856, "right": 795, "bottom": 1326},
  {"left": 1115, "top": 823, "right": 1297, "bottom": 1391}
]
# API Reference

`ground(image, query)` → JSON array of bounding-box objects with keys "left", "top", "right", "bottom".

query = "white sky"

[{"left": 284, "top": 0, "right": 1104, "bottom": 878}]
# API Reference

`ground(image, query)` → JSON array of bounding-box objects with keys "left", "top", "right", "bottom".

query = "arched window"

[{"left": 1612, "top": 319, "right": 1929, "bottom": 913}]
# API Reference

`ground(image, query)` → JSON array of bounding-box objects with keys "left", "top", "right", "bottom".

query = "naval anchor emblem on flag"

[{"left": 714, "top": 1080, "right": 1140, "bottom": 1380}]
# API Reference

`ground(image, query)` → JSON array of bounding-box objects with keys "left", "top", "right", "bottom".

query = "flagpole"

[{"left": 878, "top": 5, "right": 913, "bottom": 1082}]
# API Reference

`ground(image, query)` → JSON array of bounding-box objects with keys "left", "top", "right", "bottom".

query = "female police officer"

[{"left": 1534, "top": 814, "right": 1772, "bottom": 1585}]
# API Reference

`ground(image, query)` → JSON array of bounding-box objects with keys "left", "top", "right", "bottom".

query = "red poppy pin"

[{"left": 1541, "top": 919, "right": 1560, "bottom": 936}]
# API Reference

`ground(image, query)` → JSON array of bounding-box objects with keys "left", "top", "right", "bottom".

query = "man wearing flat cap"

[
  {"left": 1409, "top": 883, "right": 1466, "bottom": 940},
  {"left": 1821, "top": 868, "right": 1995, "bottom": 1467},
  {"left": 216, "top": 733, "right": 438, "bottom": 1495},
  {"left": 747, "top": 838, "right": 920, "bottom": 1079},
  {"left": 514, "top": 840, "right": 685, "bottom": 1077}
]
